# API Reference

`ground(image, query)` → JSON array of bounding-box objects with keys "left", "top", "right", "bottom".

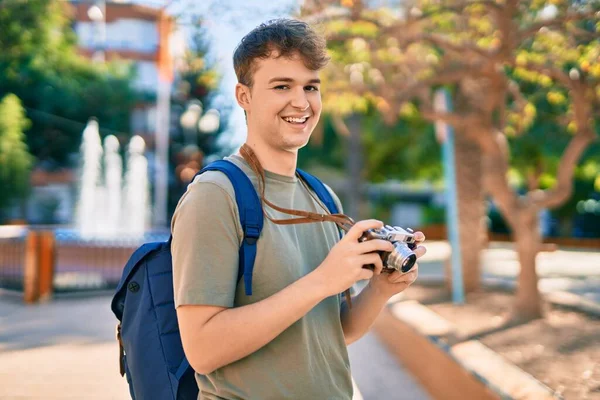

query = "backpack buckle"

[{"left": 244, "top": 225, "right": 260, "bottom": 245}]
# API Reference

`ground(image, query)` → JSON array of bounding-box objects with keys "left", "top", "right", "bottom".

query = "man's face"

[{"left": 237, "top": 51, "right": 322, "bottom": 153}]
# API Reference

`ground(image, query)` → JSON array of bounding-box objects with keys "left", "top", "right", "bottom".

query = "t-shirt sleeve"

[{"left": 171, "top": 179, "right": 242, "bottom": 309}]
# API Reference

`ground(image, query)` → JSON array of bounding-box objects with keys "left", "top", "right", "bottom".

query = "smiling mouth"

[{"left": 282, "top": 116, "right": 309, "bottom": 125}]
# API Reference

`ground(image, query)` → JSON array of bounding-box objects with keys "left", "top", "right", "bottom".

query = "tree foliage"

[
  {"left": 304, "top": 0, "right": 599, "bottom": 206},
  {"left": 167, "top": 19, "right": 230, "bottom": 218},
  {"left": 178, "top": 20, "right": 222, "bottom": 102},
  {"left": 0, "top": 0, "right": 137, "bottom": 167},
  {"left": 172, "top": 20, "right": 229, "bottom": 155},
  {"left": 0, "top": 94, "right": 33, "bottom": 213}
]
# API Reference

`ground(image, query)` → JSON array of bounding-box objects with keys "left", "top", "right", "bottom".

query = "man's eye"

[
  {"left": 274, "top": 85, "right": 289, "bottom": 90},
  {"left": 305, "top": 86, "right": 319, "bottom": 91}
]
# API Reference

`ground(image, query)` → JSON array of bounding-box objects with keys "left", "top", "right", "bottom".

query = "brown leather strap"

[
  {"left": 240, "top": 145, "right": 355, "bottom": 230},
  {"left": 240, "top": 144, "right": 355, "bottom": 307}
]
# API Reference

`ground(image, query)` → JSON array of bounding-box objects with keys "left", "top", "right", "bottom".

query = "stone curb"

[{"left": 373, "top": 299, "right": 562, "bottom": 400}]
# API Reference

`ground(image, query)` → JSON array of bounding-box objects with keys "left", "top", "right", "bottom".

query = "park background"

[{"left": 0, "top": 0, "right": 599, "bottom": 399}]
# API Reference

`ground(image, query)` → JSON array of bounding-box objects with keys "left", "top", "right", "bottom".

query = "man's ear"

[{"left": 235, "top": 83, "right": 252, "bottom": 112}]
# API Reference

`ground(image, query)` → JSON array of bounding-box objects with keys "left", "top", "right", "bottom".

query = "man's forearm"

[
  {"left": 189, "top": 273, "right": 329, "bottom": 374},
  {"left": 340, "top": 282, "right": 389, "bottom": 345}
]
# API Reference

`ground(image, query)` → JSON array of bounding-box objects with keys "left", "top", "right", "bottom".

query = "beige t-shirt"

[{"left": 171, "top": 154, "right": 353, "bottom": 400}]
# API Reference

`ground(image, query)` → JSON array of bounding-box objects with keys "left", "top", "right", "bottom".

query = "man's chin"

[{"left": 282, "top": 136, "right": 311, "bottom": 152}]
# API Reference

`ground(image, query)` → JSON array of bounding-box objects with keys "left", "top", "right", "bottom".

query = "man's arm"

[
  {"left": 340, "top": 233, "right": 426, "bottom": 345},
  {"left": 339, "top": 270, "right": 421, "bottom": 345},
  {"left": 339, "top": 283, "right": 389, "bottom": 345},
  {"left": 177, "top": 272, "right": 329, "bottom": 375}
]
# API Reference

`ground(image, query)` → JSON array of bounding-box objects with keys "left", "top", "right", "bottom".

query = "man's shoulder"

[
  {"left": 190, "top": 155, "right": 253, "bottom": 193},
  {"left": 190, "top": 169, "right": 236, "bottom": 195},
  {"left": 170, "top": 169, "right": 241, "bottom": 234}
]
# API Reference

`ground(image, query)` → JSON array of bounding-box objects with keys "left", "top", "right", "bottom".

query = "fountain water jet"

[
  {"left": 75, "top": 119, "right": 149, "bottom": 240},
  {"left": 123, "top": 135, "right": 150, "bottom": 238}
]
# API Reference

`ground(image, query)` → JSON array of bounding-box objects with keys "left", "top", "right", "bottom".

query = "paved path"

[
  {"left": 0, "top": 295, "right": 130, "bottom": 399},
  {"left": 348, "top": 331, "right": 431, "bottom": 400},
  {"left": 0, "top": 295, "right": 430, "bottom": 400}
]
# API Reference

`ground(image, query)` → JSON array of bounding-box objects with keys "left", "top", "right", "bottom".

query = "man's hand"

[
  {"left": 367, "top": 231, "right": 426, "bottom": 299},
  {"left": 311, "top": 219, "right": 393, "bottom": 298}
]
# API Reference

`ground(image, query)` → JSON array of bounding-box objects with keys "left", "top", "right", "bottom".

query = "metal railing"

[
  {"left": 0, "top": 226, "right": 28, "bottom": 291},
  {"left": 54, "top": 232, "right": 143, "bottom": 292},
  {"left": 0, "top": 226, "right": 170, "bottom": 301}
]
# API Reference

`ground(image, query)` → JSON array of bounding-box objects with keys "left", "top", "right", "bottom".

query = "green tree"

[
  {"left": 0, "top": 0, "right": 137, "bottom": 167},
  {"left": 302, "top": 0, "right": 600, "bottom": 320},
  {"left": 179, "top": 20, "right": 221, "bottom": 104},
  {"left": 173, "top": 19, "right": 227, "bottom": 155},
  {"left": 168, "top": 19, "right": 230, "bottom": 219},
  {"left": 0, "top": 94, "right": 33, "bottom": 220}
]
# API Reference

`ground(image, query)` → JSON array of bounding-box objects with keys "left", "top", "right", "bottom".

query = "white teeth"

[{"left": 283, "top": 117, "right": 308, "bottom": 123}]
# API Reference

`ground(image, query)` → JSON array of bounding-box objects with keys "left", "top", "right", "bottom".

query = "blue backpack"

[{"left": 111, "top": 159, "right": 339, "bottom": 400}]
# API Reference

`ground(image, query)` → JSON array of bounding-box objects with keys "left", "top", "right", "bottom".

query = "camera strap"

[
  {"left": 240, "top": 144, "right": 355, "bottom": 231},
  {"left": 240, "top": 143, "right": 355, "bottom": 307}
]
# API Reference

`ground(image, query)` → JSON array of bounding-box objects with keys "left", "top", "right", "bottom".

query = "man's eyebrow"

[{"left": 268, "top": 77, "right": 321, "bottom": 84}]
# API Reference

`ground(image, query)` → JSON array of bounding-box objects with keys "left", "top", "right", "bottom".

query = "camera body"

[{"left": 359, "top": 225, "right": 418, "bottom": 273}]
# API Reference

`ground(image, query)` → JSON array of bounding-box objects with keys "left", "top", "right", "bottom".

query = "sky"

[{"left": 144, "top": 0, "right": 302, "bottom": 149}]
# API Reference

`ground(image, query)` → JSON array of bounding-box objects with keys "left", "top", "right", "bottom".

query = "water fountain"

[
  {"left": 76, "top": 119, "right": 104, "bottom": 239},
  {"left": 74, "top": 119, "right": 150, "bottom": 240},
  {"left": 51, "top": 119, "right": 167, "bottom": 292},
  {"left": 102, "top": 135, "right": 123, "bottom": 238},
  {"left": 122, "top": 135, "right": 150, "bottom": 238}
]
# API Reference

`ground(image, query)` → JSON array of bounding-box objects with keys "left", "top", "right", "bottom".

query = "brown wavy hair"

[{"left": 233, "top": 18, "right": 330, "bottom": 88}]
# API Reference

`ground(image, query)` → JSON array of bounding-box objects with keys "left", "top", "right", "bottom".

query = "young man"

[{"left": 171, "top": 18, "right": 426, "bottom": 399}]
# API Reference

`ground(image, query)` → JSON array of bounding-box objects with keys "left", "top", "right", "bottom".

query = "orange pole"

[
  {"left": 38, "top": 230, "right": 56, "bottom": 301},
  {"left": 23, "top": 231, "right": 40, "bottom": 304}
]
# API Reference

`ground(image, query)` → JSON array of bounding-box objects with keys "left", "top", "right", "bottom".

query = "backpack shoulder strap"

[
  {"left": 296, "top": 169, "right": 340, "bottom": 214},
  {"left": 198, "top": 159, "right": 263, "bottom": 295}
]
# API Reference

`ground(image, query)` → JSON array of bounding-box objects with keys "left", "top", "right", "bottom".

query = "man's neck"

[{"left": 242, "top": 140, "right": 297, "bottom": 177}]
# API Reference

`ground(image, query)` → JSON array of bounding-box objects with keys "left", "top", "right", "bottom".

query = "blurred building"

[{"left": 69, "top": 0, "right": 185, "bottom": 142}]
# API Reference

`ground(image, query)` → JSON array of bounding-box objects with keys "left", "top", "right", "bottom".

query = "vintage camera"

[{"left": 359, "top": 225, "right": 418, "bottom": 273}]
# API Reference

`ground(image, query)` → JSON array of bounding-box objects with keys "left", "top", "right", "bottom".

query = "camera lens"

[
  {"left": 401, "top": 254, "right": 417, "bottom": 273},
  {"left": 387, "top": 243, "right": 417, "bottom": 273}
]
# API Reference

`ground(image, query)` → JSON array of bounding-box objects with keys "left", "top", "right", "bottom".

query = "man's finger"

[
  {"left": 359, "top": 268, "right": 374, "bottom": 281},
  {"left": 388, "top": 268, "right": 418, "bottom": 284},
  {"left": 361, "top": 253, "right": 383, "bottom": 275},
  {"left": 373, "top": 256, "right": 384, "bottom": 276},
  {"left": 414, "top": 245, "right": 427, "bottom": 258},
  {"left": 386, "top": 270, "right": 402, "bottom": 282},
  {"left": 414, "top": 231, "right": 426, "bottom": 242},
  {"left": 358, "top": 239, "right": 394, "bottom": 254},
  {"left": 388, "top": 272, "right": 412, "bottom": 284},
  {"left": 394, "top": 270, "right": 417, "bottom": 285},
  {"left": 345, "top": 219, "right": 384, "bottom": 241}
]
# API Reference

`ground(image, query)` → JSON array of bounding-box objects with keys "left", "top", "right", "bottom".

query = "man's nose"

[{"left": 290, "top": 87, "right": 309, "bottom": 110}]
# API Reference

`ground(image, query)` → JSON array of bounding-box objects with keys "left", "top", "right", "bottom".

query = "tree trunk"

[
  {"left": 513, "top": 209, "right": 544, "bottom": 320},
  {"left": 444, "top": 90, "right": 486, "bottom": 294},
  {"left": 454, "top": 128, "right": 486, "bottom": 293}
]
